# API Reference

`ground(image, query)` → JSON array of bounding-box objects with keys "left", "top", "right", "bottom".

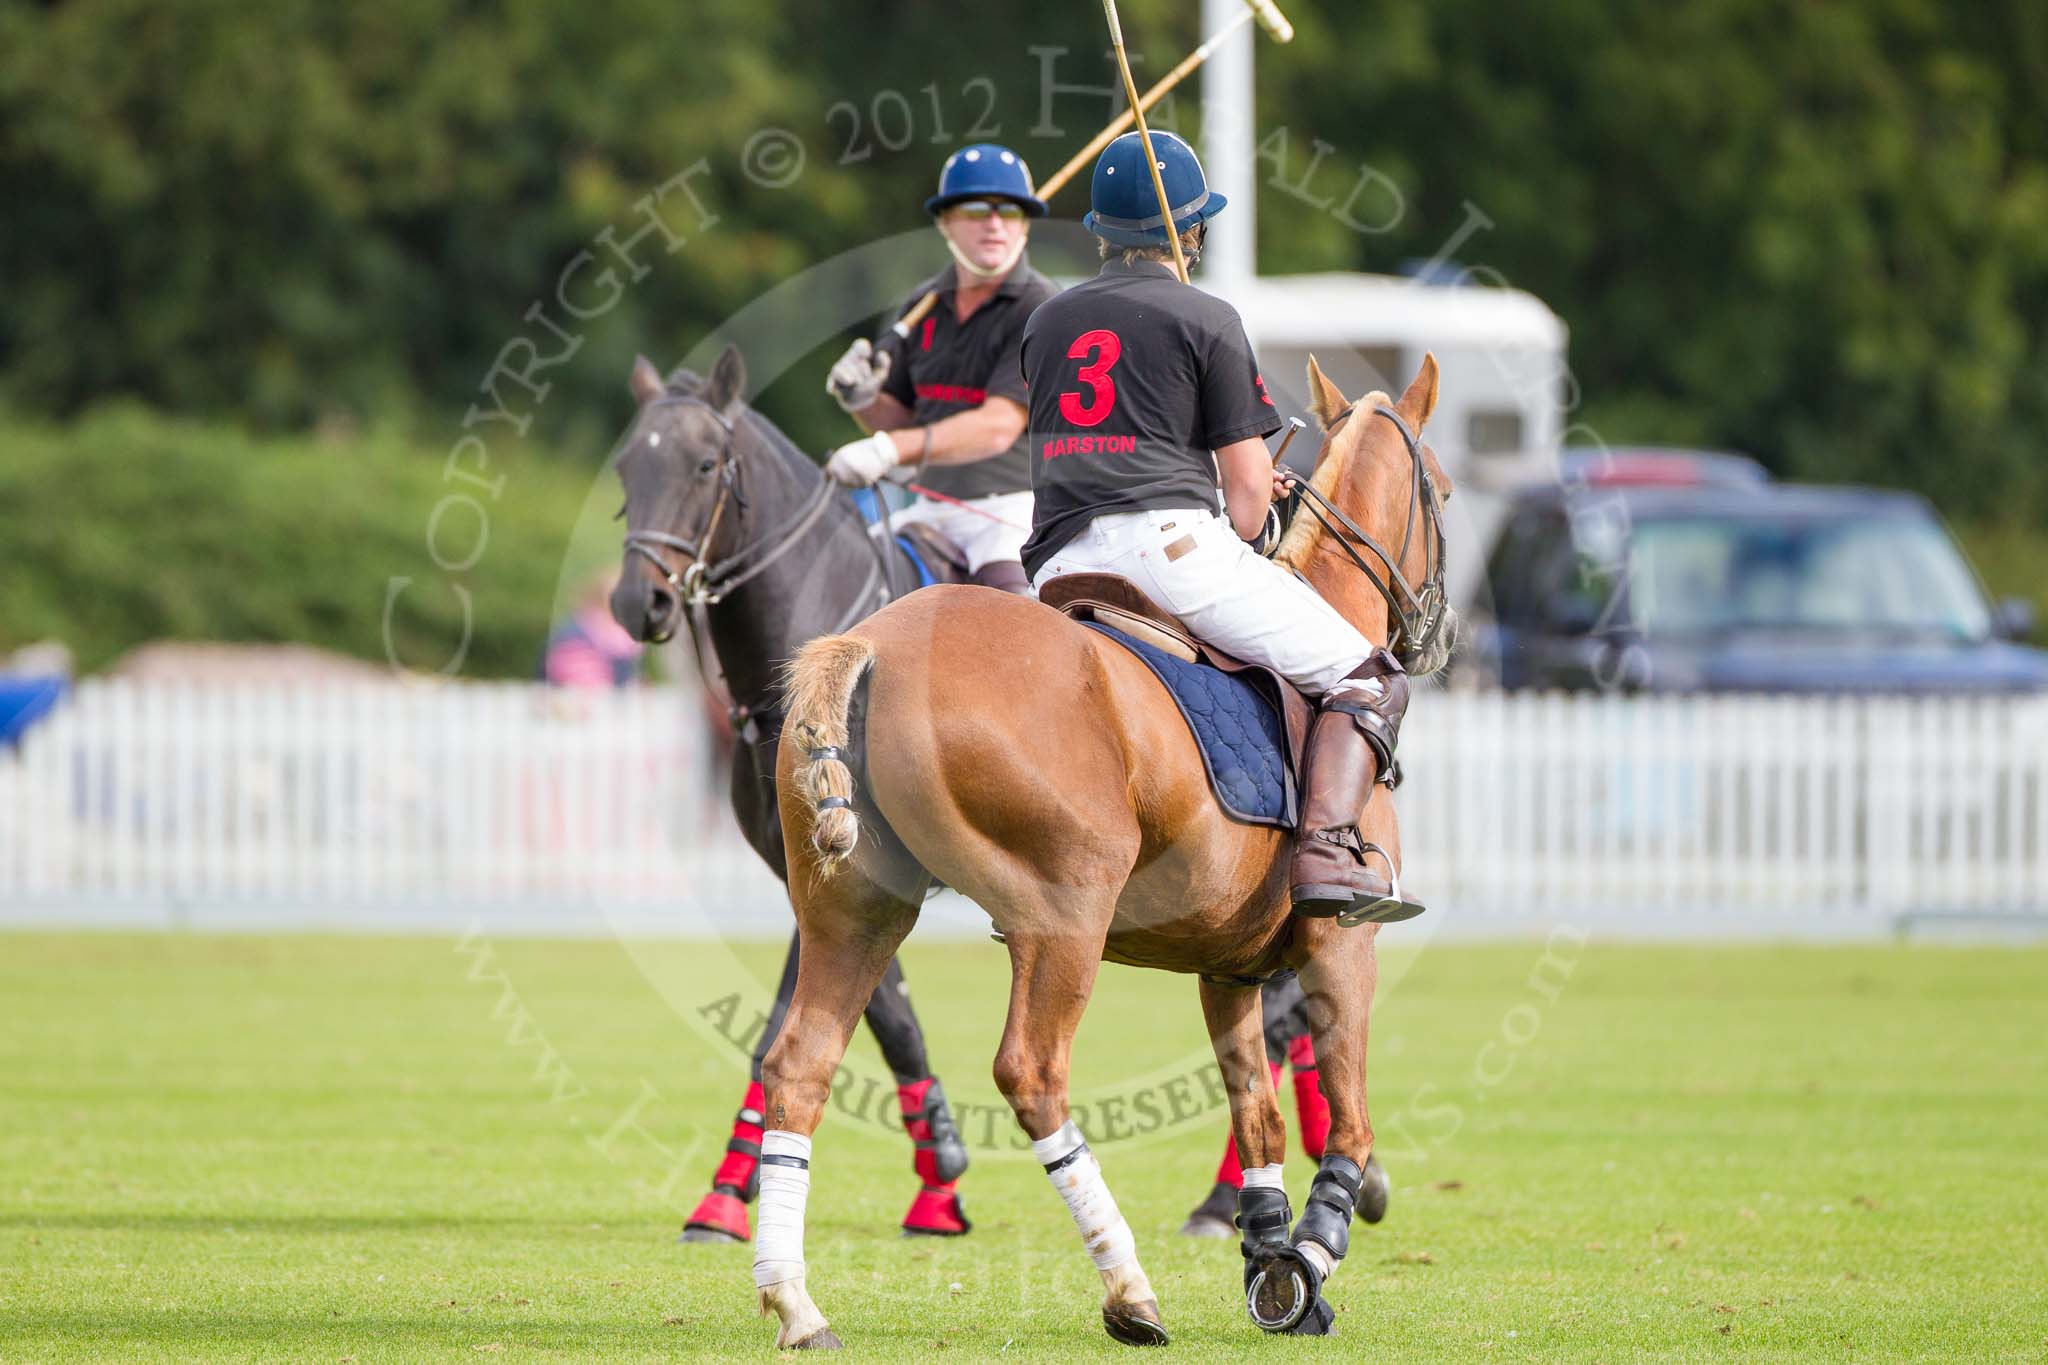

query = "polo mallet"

[
  {"left": 1040, "top": 1, "right": 1273, "bottom": 201},
  {"left": 1240, "top": 0, "right": 1294, "bottom": 43},
  {"left": 886, "top": 4, "right": 1209, "bottom": 337},
  {"left": 1099, "top": 0, "right": 1189, "bottom": 283},
  {"left": 885, "top": 0, "right": 1290, "bottom": 337}
]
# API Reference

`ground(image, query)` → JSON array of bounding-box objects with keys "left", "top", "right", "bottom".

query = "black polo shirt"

[
  {"left": 1018, "top": 259, "right": 1280, "bottom": 578},
  {"left": 876, "top": 256, "right": 1056, "bottom": 501}
]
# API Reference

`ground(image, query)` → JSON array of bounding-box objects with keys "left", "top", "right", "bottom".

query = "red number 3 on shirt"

[{"left": 1059, "top": 329, "right": 1122, "bottom": 428}]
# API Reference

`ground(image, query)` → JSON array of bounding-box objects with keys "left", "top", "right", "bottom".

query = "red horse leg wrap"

[
  {"left": 683, "top": 1080, "right": 766, "bottom": 1240},
  {"left": 899, "top": 1078, "right": 946, "bottom": 1186},
  {"left": 898, "top": 1078, "right": 971, "bottom": 1236},
  {"left": 1215, "top": 1129, "right": 1245, "bottom": 1188},
  {"left": 1288, "top": 1035, "right": 1331, "bottom": 1160}
]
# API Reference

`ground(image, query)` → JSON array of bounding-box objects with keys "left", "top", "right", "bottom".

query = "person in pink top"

[{"left": 544, "top": 572, "right": 644, "bottom": 689}]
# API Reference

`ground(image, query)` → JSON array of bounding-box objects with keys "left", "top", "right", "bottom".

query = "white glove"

[
  {"left": 825, "top": 431, "right": 902, "bottom": 487},
  {"left": 825, "top": 337, "right": 892, "bottom": 413}
]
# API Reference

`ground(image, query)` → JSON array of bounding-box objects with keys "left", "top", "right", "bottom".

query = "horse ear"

[
  {"left": 1305, "top": 354, "right": 1350, "bottom": 432},
  {"left": 1397, "top": 352, "right": 1440, "bottom": 429},
  {"left": 703, "top": 344, "right": 747, "bottom": 415},
  {"left": 629, "top": 354, "right": 665, "bottom": 406}
]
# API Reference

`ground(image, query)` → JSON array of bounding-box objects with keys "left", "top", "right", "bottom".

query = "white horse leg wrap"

[
  {"left": 1242, "top": 1163, "right": 1286, "bottom": 1192},
  {"left": 1032, "top": 1119, "right": 1136, "bottom": 1271},
  {"left": 752, "top": 1130, "right": 812, "bottom": 1289}
]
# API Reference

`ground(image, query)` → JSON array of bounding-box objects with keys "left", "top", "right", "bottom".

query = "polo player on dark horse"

[{"left": 642, "top": 142, "right": 1056, "bottom": 1243}]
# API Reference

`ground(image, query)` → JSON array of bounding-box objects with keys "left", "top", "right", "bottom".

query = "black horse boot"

[
  {"left": 1290, "top": 649, "right": 1424, "bottom": 924},
  {"left": 969, "top": 559, "right": 1034, "bottom": 596}
]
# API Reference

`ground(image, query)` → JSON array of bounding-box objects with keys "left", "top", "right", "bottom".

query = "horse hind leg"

[
  {"left": 994, "top": 926, "right": 1169, "bottom": 1347},
  {"left": 753, "top": 868, "right": 920, "bottom": 1350}
]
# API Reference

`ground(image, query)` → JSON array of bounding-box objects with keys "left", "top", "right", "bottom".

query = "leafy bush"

[{"left": 0, "top": 406, "right": 618, "bottom": 677}]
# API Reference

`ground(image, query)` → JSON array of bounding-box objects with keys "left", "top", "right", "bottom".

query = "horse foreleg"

[
  {"left": 1244, "top": 921, "right": 1381, "bottom": 1336},
  {"left": 753, "top": 876, "right": 917, "bottom": 1351},
  {"left": 994, "top": 929, "right": 1168, "bottom": 1347}
]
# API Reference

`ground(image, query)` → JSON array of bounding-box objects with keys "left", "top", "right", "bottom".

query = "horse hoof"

[
  {"left": 1359, "top": 1155, "right": 1391, "bottom": 1225},
  {"left": 790, "top": 1327, "right": 844, "bottom": 1350},
  {"left": 901, "top": 1187, "right": 972, "bottom": 1237},
  {"left": 679, "top": 1189, "right": 750, "bottom": 1243},
  {"left": 676, "top": 1225, "right": 744, "bottom": 1245},
  {"left": 1246, "top": 1266, "right": 1308, "bottom": 1333},
  {"left": 1245, "top": 1247, "right": 1320, "bottom": 1334},
  {"left": 1180, "top": 1181, "right": 1237, "bottom": 1237},
  {"left": 1101, "top": 1300, "right": 1170, "bottom": 1347}
]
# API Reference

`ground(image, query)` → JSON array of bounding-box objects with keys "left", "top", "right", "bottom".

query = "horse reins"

[{"left": 1289, "top": 404, "right": 1450, "bottom": 665}]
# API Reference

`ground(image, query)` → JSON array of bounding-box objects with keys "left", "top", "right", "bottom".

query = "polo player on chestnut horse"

[{"left": 745, "top": 132, "right": 1457, "bottom": 1349}]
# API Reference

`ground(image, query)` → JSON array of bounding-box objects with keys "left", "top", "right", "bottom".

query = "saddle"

[
  {"left": 893, "top": 522, "right": 972, "bottom": 588},
  {"left": 848, "top": 489, "right": 974, "bottom": 589},
  {"left": 1040, "top": 573, "right": 1313, "bottom": 828}
]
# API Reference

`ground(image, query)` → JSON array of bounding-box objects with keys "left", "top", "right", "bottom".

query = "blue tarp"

[{"left": 0, "top": 675, "right": 68, "bottom": 746}]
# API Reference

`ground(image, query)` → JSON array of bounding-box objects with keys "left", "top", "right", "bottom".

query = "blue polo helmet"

[
  {"left": 925, "top": 143, "right": 1049, "bottom": 218},
  {"left": 1083, "top": 130, "right": 1227, "bottom": 247}
]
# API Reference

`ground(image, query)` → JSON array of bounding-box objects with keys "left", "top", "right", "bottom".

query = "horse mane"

[
  {"left": 1272, "top": 389, "right": 1391, "bottom": 573},
  {"left": 662, "top": 365, "right": 818, "bottom": 478}
]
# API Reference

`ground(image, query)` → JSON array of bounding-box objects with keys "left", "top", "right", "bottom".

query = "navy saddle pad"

[{"left": 1081, "top": 622, "right": 1294, "bottom": 827}]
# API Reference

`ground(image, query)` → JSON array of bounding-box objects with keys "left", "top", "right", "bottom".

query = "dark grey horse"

[{"left": 609, "top": 345, "right": 974, "bottom": 1239}]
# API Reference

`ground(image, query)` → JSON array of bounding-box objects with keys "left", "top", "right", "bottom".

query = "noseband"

[
  {"left": 1288, "top": 404, "right": 1451, "bottom": 666},
  {"left": 620, "top": 397, "right": 841, "bottom": 640}
]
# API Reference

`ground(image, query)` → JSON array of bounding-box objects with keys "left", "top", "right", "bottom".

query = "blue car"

[{"left": 1467, "top": 451, "right": 2048, "bottom": 694}]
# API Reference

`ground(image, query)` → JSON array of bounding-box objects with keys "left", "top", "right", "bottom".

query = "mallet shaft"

[
  {"left": 1100, "top": 0, "right": 1189, "bottom": 284},
  {"left": 891, "top": 290, "right": 939, "bottom": 339},
  {"left": 1271, "top": 416, "right": 1307, "bottom": 464}
]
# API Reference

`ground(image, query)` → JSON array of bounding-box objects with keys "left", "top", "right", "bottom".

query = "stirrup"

[
  {"left": 1294, "top": 843, "right": 1425, "bottom": 929},
  {"left": 1330, "top": 842, "right": 1426, "bottom": 927}
]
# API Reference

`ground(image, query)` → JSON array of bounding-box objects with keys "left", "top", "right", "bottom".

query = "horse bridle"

[
  {"left": 1288, "top": 403, "right": 1451, "bottom": 666},
  {"left": 619, "top": 396, "right": 846, "bottom": 642}
]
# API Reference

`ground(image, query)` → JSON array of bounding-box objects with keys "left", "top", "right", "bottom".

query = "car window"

[
  {"left": 1628, "top": 512, "right": 1993, "bottom": 640},
  {"left": 1487, "top": 509, "right": 1561, "bottom": 625}
]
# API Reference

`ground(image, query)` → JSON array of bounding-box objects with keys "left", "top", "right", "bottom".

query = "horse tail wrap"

[{"left": 782, "top": 634, "right": 878, "bottom": 874}]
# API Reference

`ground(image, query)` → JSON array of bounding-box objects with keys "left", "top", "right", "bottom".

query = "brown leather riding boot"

[
  {"left": 1291, "top": 650, "right": 1413, "bottom": 921},
  {"left": 970, "top": 559, "right": 1034, "bottom": 596}
]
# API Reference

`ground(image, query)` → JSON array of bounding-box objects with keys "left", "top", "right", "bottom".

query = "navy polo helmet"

[
  {"left": 925, "top": 144, "right": 1048, "bottom": 218},
  {"left": 1084, "top": 130, "right": 1228, "bottom": 247}
]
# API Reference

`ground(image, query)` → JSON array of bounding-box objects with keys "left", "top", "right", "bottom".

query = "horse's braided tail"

[{"left": 782, "top": 633, "right": 878, "bottom": 874}]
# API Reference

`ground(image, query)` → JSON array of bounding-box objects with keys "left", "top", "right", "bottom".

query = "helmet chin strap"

[{"left": 942, "top": 226, "right": 1029, "bottom": 282}]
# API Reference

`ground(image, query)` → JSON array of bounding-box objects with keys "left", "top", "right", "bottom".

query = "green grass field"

[{"left": 3, "top": 932, "right": 2045, "bottom": 1361}]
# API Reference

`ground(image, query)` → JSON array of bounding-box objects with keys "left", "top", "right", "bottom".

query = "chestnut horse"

[{"left": 753, "top": 357, "right": 1454, "bottom": 1348}]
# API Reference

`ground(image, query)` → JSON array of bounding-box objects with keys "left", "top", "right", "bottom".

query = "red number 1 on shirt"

[{"left": 1059, "top": 329, "right": 1122, "bottom": 428}]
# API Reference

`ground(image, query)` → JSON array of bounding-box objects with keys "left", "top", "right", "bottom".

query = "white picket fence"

[
  {"left": 3, "top": 679, "right": 2045, "bottom": 935},
  {"left": 0, "top": 680, "right": 782, "bottom": 932},
  {"left": 1397, "top": 691, "right": 2048, "bottom": 933}
]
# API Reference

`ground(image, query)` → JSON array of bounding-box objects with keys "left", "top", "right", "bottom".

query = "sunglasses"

[{"left": 948, "top": 200, "right": 1028, "bottom": 222}]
